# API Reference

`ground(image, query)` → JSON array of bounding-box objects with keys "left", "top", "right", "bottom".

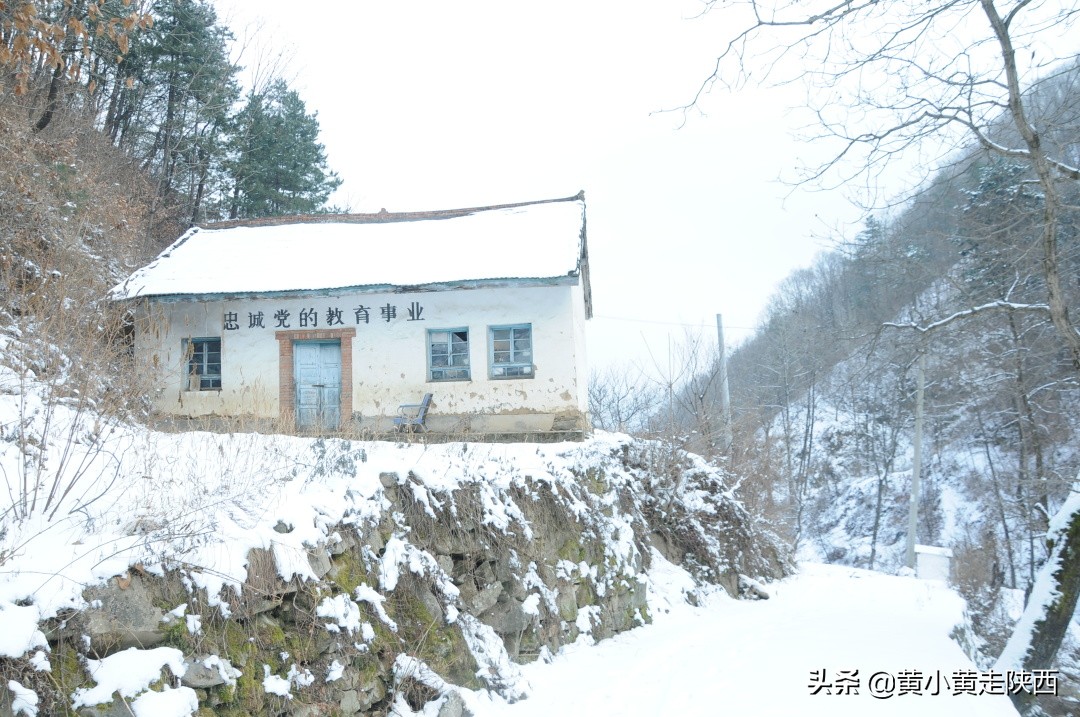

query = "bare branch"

[{"left": 884, "top": 300, "right": 1051, "bottom": 334}]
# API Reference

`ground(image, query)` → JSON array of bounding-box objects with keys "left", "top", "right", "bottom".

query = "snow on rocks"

[
  {"left": 0, "top": 605, "right": 48, "bottom": 658},
  {"left": 179, "top": 654, "right": 240, "bottom": 689},
  {"left": 127, "top": 685, "right": 199, "bottom": 717},
  {"left": 326, "top": 659, "right": 346, "bottom": 682},
  {"left": 316, "top": 593, "right": 365, "bottom": 634},
  {"left": 6, "top": 680, "right": 38, "bottom": 717},
  {"left": 355, "top": 583, "right": 398, "bottom": 632},
  {"left": 71, "top": 646, "right": 187, "bottom": 709},
  {"left": 27, "top": 651, "right": 50, "bottom": 673},
  {"left": 457, "top": 614, "right": 528, "bottom": 702},
  {"left": 0, "top": 365, "right": 782, "bottom": 715},
  {"left": 261, "top": 664, "right": 292, "bottom": 699}
]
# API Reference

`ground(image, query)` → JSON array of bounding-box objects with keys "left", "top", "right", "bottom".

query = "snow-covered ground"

[{"left": 464, "top": 559, "right": 1020, "bottom": 717}]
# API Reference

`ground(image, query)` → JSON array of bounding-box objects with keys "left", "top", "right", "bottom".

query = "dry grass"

[
  {"left": 0, "top": 99, "right": 184, "bottom": 525},
  {"left": 0, "top": 98, "right": 178, "bottom": 401}
]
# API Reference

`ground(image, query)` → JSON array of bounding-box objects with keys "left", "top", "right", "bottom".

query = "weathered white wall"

[
  {"left": 570, "top": 273, "right": 589, "bottom": 416},
  {"left": 134, "top": 283, "right": 589, "bottom": 433}
]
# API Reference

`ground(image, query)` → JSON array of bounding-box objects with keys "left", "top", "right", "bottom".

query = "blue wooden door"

[{"left": 294, "top": 341, "right": 341, "bottom": 430}]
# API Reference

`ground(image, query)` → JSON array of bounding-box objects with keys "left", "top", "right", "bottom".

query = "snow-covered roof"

[{"left": 111, "top": 193, "right": 591, "bottom": 314}]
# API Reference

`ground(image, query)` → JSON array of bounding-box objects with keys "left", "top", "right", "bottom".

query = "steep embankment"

[{"left": 0, "top": 366, "right": 787, "bottom": 716}]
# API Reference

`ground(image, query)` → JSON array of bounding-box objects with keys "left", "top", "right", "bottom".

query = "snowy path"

[{"left": 465, "top": 561, "right": 1020, "bottom": 717}]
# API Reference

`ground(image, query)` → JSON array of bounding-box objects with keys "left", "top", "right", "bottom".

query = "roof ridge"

[{"left": 200, "top": 191, "right": 585, "bottom": 231}]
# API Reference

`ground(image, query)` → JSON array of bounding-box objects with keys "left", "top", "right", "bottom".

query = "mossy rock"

[
  {"left": 52, "top": 642, "right": 91, "bottom": 697},
  {"left": 381, "top": 578, "right": 482, "bottom": 690},
  {"left": 196, "top": 618, "right": 257, "bottom": 668},
  {"left": 159, "top": 616, "right": 191, "bottom": 650},
  {"left": 518, "top": 628, "right": 544, "bottom": 663},
  {"left": 251, "top": 614, "right": 287, "bottom": 650},
  {"left": 557, "top": 538, "right": 585, "bottom": 563},
  {"left": 284, "top": 629, "right": 324, "bottom": 665},
  {"left": 214, "top": 683, "right": 237, "bottom": 705},
  {"left": 575, "top": 580, "right": 597, "bottom": 608},
  {"left": 582, "top": 468, "right": 608, "bottom": 496},
  {"left": 329, "top": 549, "right": 370, "bottom": 595},
  {"left": 231, "top": 663, "right": 266, "bottom": 714}
]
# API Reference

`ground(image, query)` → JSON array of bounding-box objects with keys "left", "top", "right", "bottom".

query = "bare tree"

[
  {"left": 697, "top": 1, "right": 1080, "bottom": 707},
  {"left": 588, "top": 364, "right": 659, "bottom": 434}
]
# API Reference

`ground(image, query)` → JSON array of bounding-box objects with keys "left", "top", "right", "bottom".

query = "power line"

[{"left": 593, "top": 314, "right": 759, "bottom": 330}]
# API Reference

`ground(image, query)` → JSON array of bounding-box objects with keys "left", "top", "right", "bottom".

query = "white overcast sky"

[{"left": 214, "top": 0, "right": 867, "bottom": 372}]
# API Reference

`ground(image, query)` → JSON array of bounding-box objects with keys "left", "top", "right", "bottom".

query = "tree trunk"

[
  {"left": 33, "top": 62, "right": 66, "bottom": 132},
  {"left": 869, "top": 473, "right": 886, "bottom": 570},
  {"left": 995, "top": 491, "right": 1080, "bottom": 715},
  {"left": 978, "top": 407, "right": 1018, "bottom": 589},
  {"left": 105, "top": 74, "right": 123, "bottom": 141},
  {"left": 1009, "top": 313, "right": 1050, "bottom": 539},
  {"left": 33, "top": 0, "right": 86, "bottom": 132}
]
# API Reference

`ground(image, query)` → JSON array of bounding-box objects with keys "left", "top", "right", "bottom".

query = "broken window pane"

[
  {"left": 428, "top": 328, "right": 470, "bottom": 381},
  {"left": 184, "top": 337, "right": 222, "bottom": 391}
]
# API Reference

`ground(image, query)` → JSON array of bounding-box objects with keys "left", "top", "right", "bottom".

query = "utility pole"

[
  {"left": 905, "top": 348, "right": 926, "bottom": 569},
  {"left": 716, "top": 313, "right": 733, "bottom": 451}
]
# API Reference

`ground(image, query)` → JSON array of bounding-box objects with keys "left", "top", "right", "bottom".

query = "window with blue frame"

[
  {"left": 489, "top": 324, "right": 533, "bottom": 378},
  {"left": 184, "top": 337, "right": 221, "bottom": 390},
  {"left": 428, "top": 328, "right": 470, "bottom": 381}
]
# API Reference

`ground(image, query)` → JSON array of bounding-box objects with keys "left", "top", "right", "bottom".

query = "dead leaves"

[{"left": 0, "top": 1, "right": 151, "bottom": 96}]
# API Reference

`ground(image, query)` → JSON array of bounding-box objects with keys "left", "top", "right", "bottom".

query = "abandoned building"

[{"left": 110, "top": 193, "right": 592, "bottom": 437}]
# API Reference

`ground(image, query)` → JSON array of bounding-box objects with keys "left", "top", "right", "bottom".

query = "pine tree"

[
  {"left": 226, "top": 80, "right": 341, "bottom": 219},
  {"left": 136, "top": 0, "right": 239, "bottom": 221}
]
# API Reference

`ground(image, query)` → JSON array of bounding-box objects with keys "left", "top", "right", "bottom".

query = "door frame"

[{"left": 276, "top": 328, "right": 355, "bottom": 429}]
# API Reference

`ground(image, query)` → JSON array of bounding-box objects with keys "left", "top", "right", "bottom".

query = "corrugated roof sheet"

[{"left": 111, "top": 194, "right": 587, "bottom": 300}]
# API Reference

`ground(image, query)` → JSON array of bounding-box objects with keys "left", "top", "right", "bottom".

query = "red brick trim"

[{"left": 276, "top": 328, "right": 355, "bottom": 428}]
